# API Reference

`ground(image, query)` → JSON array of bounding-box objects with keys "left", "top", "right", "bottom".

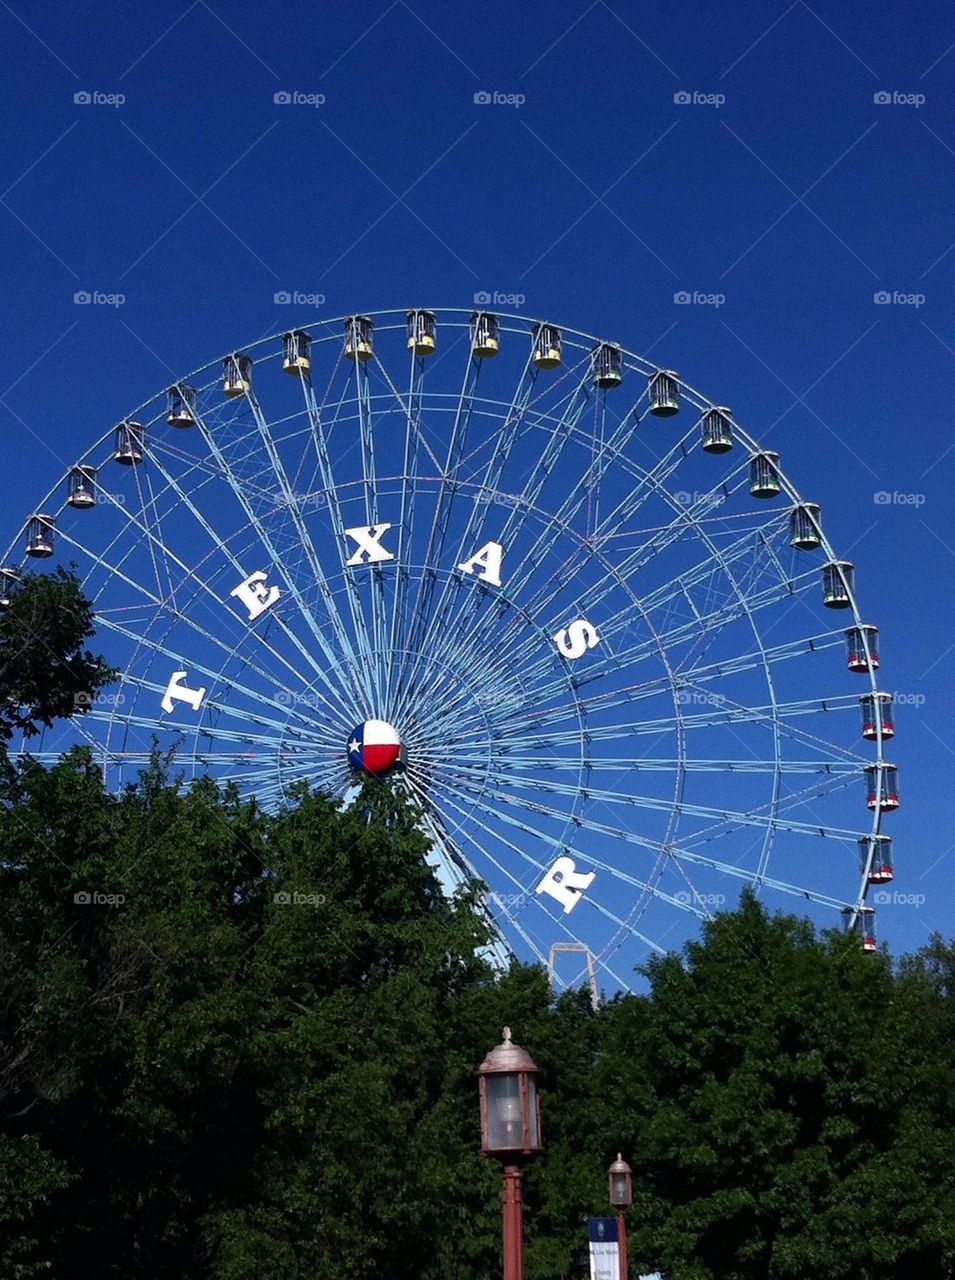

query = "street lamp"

[
  {"left": 608, "top": 1153, "right": 632, "bottom": 1280},
  {"left": 478, "top": 1027, "right": 543, "bottom": 1280}
]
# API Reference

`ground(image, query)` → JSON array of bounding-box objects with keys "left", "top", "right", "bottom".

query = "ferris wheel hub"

[{"left": 347, "top": 718, "right": 403, "bottom": 774}]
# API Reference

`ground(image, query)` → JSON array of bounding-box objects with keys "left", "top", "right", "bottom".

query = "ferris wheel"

[{"left": 2, "top": 308, "right": 898, "bottom": 992}]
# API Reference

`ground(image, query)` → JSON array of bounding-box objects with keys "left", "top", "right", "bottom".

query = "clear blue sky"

[{"left": 1, "top": 0, "right": 953, "bottom": 961}]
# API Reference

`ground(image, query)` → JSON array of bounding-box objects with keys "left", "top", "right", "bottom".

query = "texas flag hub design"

[{"left": 347, "top": 718, "right": 402, "bottom": 774}]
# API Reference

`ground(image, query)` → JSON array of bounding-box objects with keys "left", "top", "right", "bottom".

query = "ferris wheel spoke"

[
  {"left": 473, "top": 772, "right": 861, "bottom": 841},
  {"left": 350, "top": 358, "right": 391, "bottom": 705},
  {"left": 426, "top": 497, "right": 788, "bottom": 714},
  {"left": 296, "top": 373, "right": 389, "bottom": 714},
  {"left": 413, "top": 366, "right": 594, "bottom": 650},
  {"left": 483, "top": 626, "right": 847, "bottom": 732},
  {"left": 485, "top": 412, "right": 705, "bottom": 632},
  {"left": 245, "top": 387, "right": 377, "bottom": 711},
  {"left": 393, "top": 351, "right": 487, "bottom": 712},
  {"left": 401, "top": 781, "right": 516, "bottom": 971},
  {"left": 568, "top": 570, "right": 817, "bottom": 691},
  {"left": 437, "top": 452, "right": 748, "bottom": 684},
  {"left": 429, "top": 781, "right": 673, "bottom": 968},
  {"left": 429, "top": 779, "right": 673, "bottom": 934},
  {"left": 140, "top": 446, "right": 357, "bottom": 719},
  {"left": 82, "top": 703, "right": 293, "bottom": 752},
  {"left": 81, "top": 542, "right": 352, "bottom": 731},
  {"left": 563, "top": 514, "right": 790, "bottom": 658},
  {"left": 431, "top": 747, "right": 859, "bottom": 776},
  {"left": 402, "top": 375, "right": 644, "bottom": 692},
  {"left": 486, "top": 693, "right": 866, "bottom": 771},
  {"left": 132, "top": 464, "right": 177, "bottom": 606},
  {"left": 663, "top": 842, "right": 852, "bottom": 910},
  {"left": 378, "top": 351, "right": 425, "bottom": 706},
  {"left": 393, "top": 359, "right": 543, "bottom": 710},
  {"left": 185, "top": 398, "right": 366, "bottom": 716},
  {"left": 93, "top": 621, "right": 340, "bottom": 742}
]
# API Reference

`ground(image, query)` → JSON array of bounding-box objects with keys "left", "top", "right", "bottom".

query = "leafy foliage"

[
  {"left": 0, "top": 590, "right": 953, "bottom": 1276},
  {"left": 0, "top": 568, "right": 116, "bottom": 741}
]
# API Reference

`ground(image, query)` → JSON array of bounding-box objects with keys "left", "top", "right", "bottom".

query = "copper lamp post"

[
  {"left": 608, "top": 1153, "right": 633, "bottom": 1280},
  {"left": 478, "top": 1027, "right": 543, "bottom": 1280}
]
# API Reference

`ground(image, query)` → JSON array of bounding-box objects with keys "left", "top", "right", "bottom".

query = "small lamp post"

[
  {"left": 478, "top": 1027, "right": 543, "bottom": 1280},
  {"left": 608, "top": 1153, "right": 632, "bottom": 1280}
]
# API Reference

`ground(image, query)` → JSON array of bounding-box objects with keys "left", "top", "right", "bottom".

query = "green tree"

[
  {"left": 0, "top": 567, "right": 116, "bottom": 742},
  {"left": 2, "top": 605, "right": 955, "bottom": 1280},
  {"left": 0, "top": 759, "right": 521, "bottom": 1278},
  {"left": 613, "top": 891, "right": 955, "bottom": 1280}
]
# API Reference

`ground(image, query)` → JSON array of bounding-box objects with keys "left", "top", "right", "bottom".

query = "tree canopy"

[
  {"left": 0, "top": 574, "right": 953, "bottom": 1278},
  {"left": 1, "top": 752, "right": 953, "bottom": 1279},
  {"left": 0, "top": 567, "right": 116, "bottom": 742}
]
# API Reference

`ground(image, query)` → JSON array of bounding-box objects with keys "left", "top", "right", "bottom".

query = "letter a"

[
  {"left": 536, "top": 856, "right": 596, "bottom": 914},
  {"left": 456, "top": 540, "right": 503, "bottom": 587}
]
